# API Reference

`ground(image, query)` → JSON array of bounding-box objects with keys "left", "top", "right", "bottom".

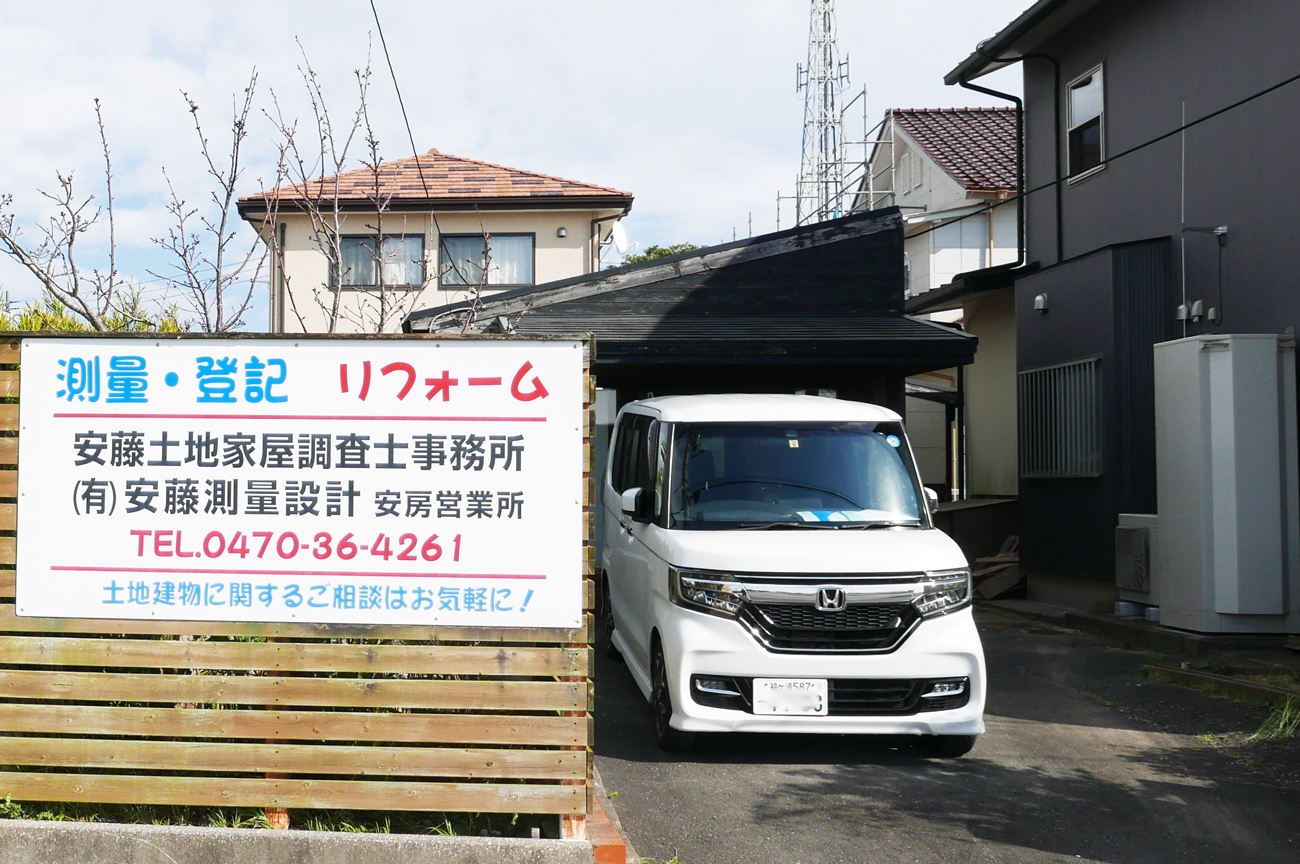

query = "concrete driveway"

[{"left": 593, "top": 608, "right": 1300, "bottom": 864}]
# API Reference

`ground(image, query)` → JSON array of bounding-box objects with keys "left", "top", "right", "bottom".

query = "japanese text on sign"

[{"left": 18, "top": 338, "right": 586, "bottom": 627}]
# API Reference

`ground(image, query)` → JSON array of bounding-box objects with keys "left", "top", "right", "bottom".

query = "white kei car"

[{"left": 600, "top": 394, "right": 985, "bottom": 755}]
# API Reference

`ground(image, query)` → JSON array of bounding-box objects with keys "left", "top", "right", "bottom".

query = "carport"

[{"left": 404, "top": 207, "right": 976, "bottom": 415}]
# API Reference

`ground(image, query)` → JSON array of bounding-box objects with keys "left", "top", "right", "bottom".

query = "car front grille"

[{"left": 740, "top": 602, "right": 918, "bottom": 653}]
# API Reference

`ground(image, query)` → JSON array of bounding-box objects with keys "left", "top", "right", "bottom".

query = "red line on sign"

[
  {"left": 468, "top": 377, "right": 503, "bottom": 386},
  {"left": 50, "top": 565, "right": 546, "bottom": 580},
  {"left": 52, "top": 413, "right": 547, "bottom": 422}
]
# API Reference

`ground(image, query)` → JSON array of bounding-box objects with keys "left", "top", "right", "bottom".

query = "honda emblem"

[{"left": 815, "top": 587, "right": 847, "bottom": 612}]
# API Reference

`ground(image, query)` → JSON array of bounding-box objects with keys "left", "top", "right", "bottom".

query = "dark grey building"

[{"left": 947, "top": 0, "right": 1300, "bottom": 608}]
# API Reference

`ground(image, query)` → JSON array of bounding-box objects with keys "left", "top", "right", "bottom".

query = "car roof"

[{"left": 621, "top": 393, "right": 900, "bottom": 423}]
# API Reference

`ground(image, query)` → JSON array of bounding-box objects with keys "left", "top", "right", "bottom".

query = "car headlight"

[
  {"left": 913, "top": 568, "right": 971, "bottom": 618},
  {"left": 669, "top": 569, "right": 747, "bottom": 619}
]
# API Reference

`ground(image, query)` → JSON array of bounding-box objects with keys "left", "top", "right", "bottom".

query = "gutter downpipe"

[
  {"left": 956, "top": 77, "right": 1026, "bottom": 273},
  {"left": 962, "top": 50, "right": 1064, "bottom": 265},
  {"left": 1016, "top": 54, "right": 1063, "bottom": 264},
  {"left": 589, "top": 210, "right": 629, "bottom": 273}
]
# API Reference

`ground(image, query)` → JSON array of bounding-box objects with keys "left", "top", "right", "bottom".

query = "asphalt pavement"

[{"left": 593, "top": 607, "right": 1300, "bottom": 864}]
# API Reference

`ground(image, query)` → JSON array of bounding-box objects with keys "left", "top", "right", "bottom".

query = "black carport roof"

[{"left": 405, "top": 207, "right": 976, "bottom": 371}]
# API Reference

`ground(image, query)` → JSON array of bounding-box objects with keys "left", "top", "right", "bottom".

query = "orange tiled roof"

[{"left": 240, "top": 148, "right": 632, "bottom": 207}]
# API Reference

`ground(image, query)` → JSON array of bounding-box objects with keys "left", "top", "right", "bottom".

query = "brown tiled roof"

[
  {"left": 891, "top": 108, "right": 1017, "bottom": 191},
  {"left": 240, "top": 148, "right": 631, "bottom": 207}
]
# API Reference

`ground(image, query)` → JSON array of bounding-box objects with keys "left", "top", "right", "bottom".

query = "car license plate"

[{"left": 752, "top": 678, "right": 828, "bottom": 716}]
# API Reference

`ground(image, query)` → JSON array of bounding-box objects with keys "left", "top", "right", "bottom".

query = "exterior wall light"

[
  {"left": 556, "top": 227, "right": 567, "bottom": 238},
  {"left": 1033, "top": 293, "right": 1048, "bottom": 313}
]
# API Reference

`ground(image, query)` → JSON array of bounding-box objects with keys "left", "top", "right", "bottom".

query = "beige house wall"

[
  {"left": 962, "top": 288, "right": 1018, "bottom": 496},
  {"left": 269, "top": 208, "right": 622, "bottom": 334}
]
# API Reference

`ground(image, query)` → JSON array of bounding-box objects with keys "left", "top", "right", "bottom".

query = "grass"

[
  {"left": 0, "top": 798, "right": 542, "bottom": 836},
  {"left": 1087, "top": 692, "right": 1125, "bottom": 710},
  {"left": 1248, "top": 696, "right": 1300, "bottom": 742}
]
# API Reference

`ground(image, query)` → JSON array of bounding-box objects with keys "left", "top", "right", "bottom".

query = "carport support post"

[{"left": 561, "top": 370, "right": 596, "bottom": 841}]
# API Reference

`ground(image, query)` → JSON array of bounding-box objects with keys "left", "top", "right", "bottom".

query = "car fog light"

[
  {"left": 694, "top": 677, "right": 743, "bottom": 697},
  {"left": 922, "top": 679, "right": 967, "bottom": 698}
]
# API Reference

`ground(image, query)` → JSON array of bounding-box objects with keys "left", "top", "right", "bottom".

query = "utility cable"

[
  {"left": 908, "top": 66, "right": 1300, "bottom": 243},
  {"left": 368, "top": 0, "right": 472, "bottom": 287}
]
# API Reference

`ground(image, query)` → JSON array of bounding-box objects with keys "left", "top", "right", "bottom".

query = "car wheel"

[
  {"left": 651, "top": 640, "right": 695, "bottom": 752},
  {"left": 601, "top": 577, "right": 621, "bottom": 661},
  {"left": 923, "top": 734, "right": 977, "bottom": 758}
]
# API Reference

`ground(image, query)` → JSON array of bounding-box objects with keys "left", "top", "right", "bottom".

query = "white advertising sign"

[{"left": 16, "top": 337, "right": 585, "bottom": 628}]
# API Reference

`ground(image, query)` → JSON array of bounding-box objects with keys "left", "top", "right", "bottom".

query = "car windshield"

[{"left": 668, "top": 421, "right": 924, "bottom": 530}]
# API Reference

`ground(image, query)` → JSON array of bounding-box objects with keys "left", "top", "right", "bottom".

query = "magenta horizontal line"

[
  {"left": 49, "top": 565, "right": 546, "bottom": 580},
  {"left": 51, "top": 413, "right": 547, "bottom": 423}
]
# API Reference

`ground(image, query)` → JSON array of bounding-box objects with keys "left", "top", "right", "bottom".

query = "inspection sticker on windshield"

[{"left": 753, "top": 678, "right": 828, "bottom": 716}]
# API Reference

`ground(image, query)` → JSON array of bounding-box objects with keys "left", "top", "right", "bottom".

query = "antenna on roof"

[{"left": 611, "top": 221, "right": 631, "bottom": 255}]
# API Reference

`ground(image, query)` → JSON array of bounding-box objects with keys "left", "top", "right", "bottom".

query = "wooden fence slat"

[
  {"left": 0, "top": 669, "right": 586, "bottom": 711},
  {"left": 0, "top": 737, "right": 585, "bottom": 781},
  {"left": 0, "top": 538, "right": 13, "bottom": 568},
  {"left": 0, "top": 342, "right": 18, "bottom": 365},
  {"left": 0, "top": 704, "right": 588, "bottom": 746},
  {"left": 0, "top": 439, "right": 15, "bottom": 464},
  {"left": 0, "top": 370, "right": 17, "bottom": 398},
  {"left": 0, "top": 405, "right": 16, "bottom": 432},
  {"left": 0, "top": 603, "right": 584, "bottom": 644},
  {"left": 0, "top": 634, "right": 589, "bottom": 676},
  {"left": 0, "top": 773, "right": 585, "bottom": 814},
  {"left": 0, "top": 503, "right": 13, "bottom": 532},
  {"left": 0, "top": 471, "right": 12, "bottom": 499}
]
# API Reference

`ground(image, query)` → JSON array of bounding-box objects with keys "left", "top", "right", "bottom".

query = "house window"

[
  {"left": 338, "top": 235, "right": 425, "bottom": 288},
  {"left": 440, "top": 234, "right": 535, "bottom": 288},
  {"left": 1018, "top": 357, "right": 1102, "bottom": 477},
  {"left": 1068, "top": 66, "right": 1105, "bottom": 178}
]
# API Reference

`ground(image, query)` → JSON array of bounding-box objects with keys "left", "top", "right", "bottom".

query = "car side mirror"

[
  {"left": 621, "top": 487, "right": 653, "bottom": 523},
  {"left": 924, "top": 487, "right": 939, "bottom": 515}
]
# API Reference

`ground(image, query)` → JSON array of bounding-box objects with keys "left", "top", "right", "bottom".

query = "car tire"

[
  {"left": 601, "top": 577, "right": 621, "bottom": 661},
  {"left": 923, "top": 734, "right": 977, "bottom": 758},
  {"left": 651, "top": 640, "right": 695, "bottom": 752}
]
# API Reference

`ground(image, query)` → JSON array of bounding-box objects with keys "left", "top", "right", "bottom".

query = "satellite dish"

[{"left": 611, "top": 221, "right": 630, "bottom": 254}]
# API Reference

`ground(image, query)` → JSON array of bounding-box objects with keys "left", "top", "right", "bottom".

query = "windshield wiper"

[
  {"left": 834, "top": 520, "right": 924, "bottom": 530},
  {"left": 736, "top": 521, "right": 842, "bottom": 530}
]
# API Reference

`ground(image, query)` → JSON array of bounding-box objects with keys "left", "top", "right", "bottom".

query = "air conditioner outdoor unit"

[{"left": 1116, "top": 514, "right": 1160, "bottom": 605}]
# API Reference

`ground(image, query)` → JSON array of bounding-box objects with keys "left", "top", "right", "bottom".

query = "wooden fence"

[{"left": 0, "top": 337, "right": 596, "bottom": 835}]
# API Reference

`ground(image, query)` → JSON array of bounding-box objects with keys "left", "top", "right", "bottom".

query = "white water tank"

[{"left": 1153, "top": 334, "right": 1300, "bottom": 633}]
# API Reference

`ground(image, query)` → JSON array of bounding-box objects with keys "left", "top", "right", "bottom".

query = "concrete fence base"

[{"left": 0, "top": 820, "right": 594, "bottom": 864}]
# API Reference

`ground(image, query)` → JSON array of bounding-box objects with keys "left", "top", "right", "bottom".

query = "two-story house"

[
  {"left": 856, "top": 109, "right": 1020, "bottom": 503},
  {"left": 944, "top": 0, "right": 1300, "bottom": 626},
  {"left": 237, "top": 149, "right": 633, "bottom": 333}
]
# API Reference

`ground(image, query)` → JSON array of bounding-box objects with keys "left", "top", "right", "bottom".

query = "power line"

[
  {"left": 907, "top": 66, "right": 1300, "bottom": 243},
  {"left": 367, "top": 0, "right": 469, "bottom": 286}
]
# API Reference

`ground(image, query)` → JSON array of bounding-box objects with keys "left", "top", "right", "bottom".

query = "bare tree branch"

[{"left": 149, "top": 69, "right": 273, "bottom": 332}]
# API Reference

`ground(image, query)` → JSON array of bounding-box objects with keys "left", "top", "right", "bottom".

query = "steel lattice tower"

[{"left": 795, "top": 0, "right": 850, "bottom": 225}]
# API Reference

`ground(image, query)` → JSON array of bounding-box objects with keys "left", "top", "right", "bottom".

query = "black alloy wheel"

[{"left": 651, "top": 640, "right": 695, "bottom": 752}]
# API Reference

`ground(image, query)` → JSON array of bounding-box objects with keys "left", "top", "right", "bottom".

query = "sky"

[{"left": 0, "top": 0, "right": 1029, "bottom": 330}]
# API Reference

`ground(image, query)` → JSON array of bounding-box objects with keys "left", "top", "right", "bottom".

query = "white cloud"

[{"left": 0, "top": 0, "right": 1030, "bottom": 326}]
